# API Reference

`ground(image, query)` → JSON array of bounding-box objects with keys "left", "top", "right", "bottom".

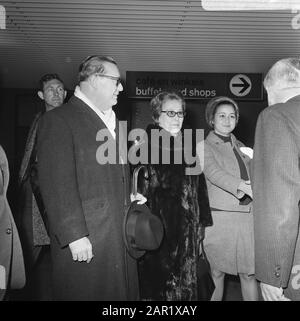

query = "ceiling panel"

[{"left": 0, "top": 0, "right": 299, "bottom": 88}]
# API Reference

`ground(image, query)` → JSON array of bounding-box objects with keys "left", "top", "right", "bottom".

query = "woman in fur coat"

[{"left": 133, "top": 92, "right": 212, "bottom": 300}]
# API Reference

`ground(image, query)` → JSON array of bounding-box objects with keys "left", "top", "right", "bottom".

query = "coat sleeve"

[
  {"left": 197, "top": 140, "right": 243, "bottom": 198},
  {"left": 37, "top": 112, "right": 89, "bottom": 248},
  {"left": 252, "top": 109, "right": 300, "bottom": 288}
]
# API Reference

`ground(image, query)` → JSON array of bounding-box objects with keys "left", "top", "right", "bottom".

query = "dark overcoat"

[
  {"left": 37, "top": 96, "right": 138, "bottom": 301},
  {"left": 0, "top": 145, "right": 26, "bottom": 300},
  {"left": 252, "top": 95, "right": 300, "bottom": 300}
]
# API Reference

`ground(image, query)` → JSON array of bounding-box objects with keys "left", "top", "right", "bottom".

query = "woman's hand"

[
  {"left": 237, "top": 180, "right": 253, "bottom": 199},
  {"left": 240, "top": 147, "right": 253, "bottom": 159}
]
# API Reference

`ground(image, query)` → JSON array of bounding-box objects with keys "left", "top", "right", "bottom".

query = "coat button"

[
  {"left": 6, "top": 228, "right": 12, "bottom": 235},
  {"left": 274, "top": 265, "right": 281, "bottom": 278}
]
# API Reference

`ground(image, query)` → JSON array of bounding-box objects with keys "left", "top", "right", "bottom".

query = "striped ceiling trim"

[{"left": 0, "top": 0, "right": 299, "bottom": 88}]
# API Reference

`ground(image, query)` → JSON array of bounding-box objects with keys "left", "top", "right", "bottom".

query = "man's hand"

[
  {"left": 260, "top": 283, "right": 291, "bottom": 301},
  {"left": 69, "top": 237, "right": 93, "bottom": 263},
  {"left": 130, "top": 192, "right": 147, "bottom": 204}
]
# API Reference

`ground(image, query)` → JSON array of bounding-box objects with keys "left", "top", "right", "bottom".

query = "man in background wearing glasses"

[{"left": 36, "top": 56, "right": 142, "bottom": 300}]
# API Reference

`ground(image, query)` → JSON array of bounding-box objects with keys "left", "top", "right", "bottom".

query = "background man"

[
  {"left": 252, "top": 57, "right": 300, "bottom": 301},
  {"left": 37, "top": 55, "right": 143, "bottom": 300},
  {"left": 18, "top": 73, "right": 66, "bottom": 300}
]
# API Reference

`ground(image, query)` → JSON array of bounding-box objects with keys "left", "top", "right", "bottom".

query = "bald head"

[{"left": 264, "top": 57, "right": 300, "bottom": 105}]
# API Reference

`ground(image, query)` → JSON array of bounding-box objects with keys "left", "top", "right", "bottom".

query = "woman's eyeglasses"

[{"left": 161, "top": 111, "right": 185, "bottom": 118}]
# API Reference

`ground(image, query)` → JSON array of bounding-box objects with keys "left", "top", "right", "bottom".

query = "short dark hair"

[
  {"left": 39, "top": 73, "right": 64, "bottom": 91},
  {"left": 78, "top": 55, "right": 117, "bottom": 82},
  {"left": 150, "top": 91, "right": 186, "bottom": 123},
  {"left": 205, "top": 96, "right": 239, "bottom": 129}
]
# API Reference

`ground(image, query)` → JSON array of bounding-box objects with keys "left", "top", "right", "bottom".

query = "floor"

[
  {"left": 10, "top": 273, "right": 262, "bottom": 301},
  {"left": 9, "top": 248, "right": 263, "bottom": 301}
]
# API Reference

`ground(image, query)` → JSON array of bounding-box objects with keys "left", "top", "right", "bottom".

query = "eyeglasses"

[
  {"left": 161, "top": 111, "right": 185, "bottom": 118},
  {"left": 95, "top": 73, "right": 122, "bottom": 87}
]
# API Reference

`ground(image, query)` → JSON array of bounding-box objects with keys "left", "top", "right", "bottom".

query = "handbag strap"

[{"left": 132, "top": 165, "right": 149, "bottom": 196}]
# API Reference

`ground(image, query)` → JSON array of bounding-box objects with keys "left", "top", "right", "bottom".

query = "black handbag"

[
  {"left": 123, "top": 165, "right": 164, "bottom": 259},
  {"left": 197, "top": 240, "right": 215, "bottom": 301}
]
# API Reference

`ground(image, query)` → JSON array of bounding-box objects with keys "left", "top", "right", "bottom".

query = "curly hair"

[{"left": 150, "top": 91, "right": 186, "bottom": 123}]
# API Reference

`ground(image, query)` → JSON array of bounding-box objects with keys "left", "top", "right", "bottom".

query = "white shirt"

[{"left": 74, "top": 86, "right": 116, "bottom": 139}]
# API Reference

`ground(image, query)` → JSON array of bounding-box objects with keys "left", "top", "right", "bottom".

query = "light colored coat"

[
  {"left": 197, "top": 131, "right": 251, "bottom": 212},
  {"left": 0, "top": 145, "right": 26, "bottom": 300}
]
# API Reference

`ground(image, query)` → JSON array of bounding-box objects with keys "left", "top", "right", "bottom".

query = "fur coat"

[{"left": 134, "top": 124, "right": 212, "bottom": 301}]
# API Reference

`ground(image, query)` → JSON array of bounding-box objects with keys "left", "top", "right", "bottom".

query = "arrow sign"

[
  {"left": 232, "top": 77, "right": 250, "bottom": 94},
  {"left": 229, "top": 74, "right": 252, "bottom": 97}
]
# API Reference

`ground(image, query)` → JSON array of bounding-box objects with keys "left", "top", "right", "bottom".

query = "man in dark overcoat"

[
  {"left": 18, "top": 73, "right": 66, "bottom": 300},
  {"left": 252, "top": 57, "right": 300, "bottom": 301},
  {"left": 37, "top": 55, "right": 142, "bottom": 300}
]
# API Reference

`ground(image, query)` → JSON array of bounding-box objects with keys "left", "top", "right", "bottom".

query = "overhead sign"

[
  {"left": 0, "top": 5, "right": 6, "bottom": 29},
  {"left": 126, "top": 71, "right": 263, "bottom": 100}
]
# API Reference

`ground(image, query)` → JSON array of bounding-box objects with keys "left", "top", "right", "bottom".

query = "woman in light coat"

[
  {"left": 0, "top": 145, "right": 26, "bottom": 300},
  {"left": 197, "top": 96, "right": 258, "bottom": 301}
]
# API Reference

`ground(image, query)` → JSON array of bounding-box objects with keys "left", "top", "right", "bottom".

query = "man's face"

[
  {"left": 38, "top": 79, "right": 66, "bottom": 111},
  {"left": 93, "top": 62, "right": 123, "bottom": 111}
]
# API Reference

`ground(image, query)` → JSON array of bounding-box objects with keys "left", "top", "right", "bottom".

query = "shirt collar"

[
  {"left": 74, "top": 86, "right": 116, "bottom": 139},
  {"left": 74, "top": 86, "right": 113, "bottom": 117}
]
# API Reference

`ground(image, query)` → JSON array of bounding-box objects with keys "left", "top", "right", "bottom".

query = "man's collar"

[
  {"left": 286, "top": 93, "right": 300, "bottom": 104},
  {"left": 74, "top": 86, "right": 113, "bottom": 115}
]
